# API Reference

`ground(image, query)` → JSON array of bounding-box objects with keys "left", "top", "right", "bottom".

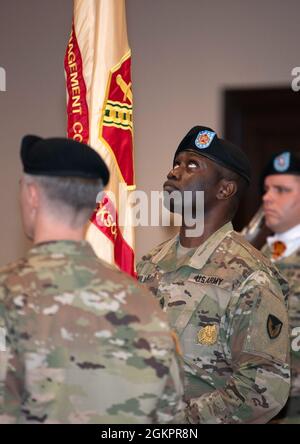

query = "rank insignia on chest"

[{"left": 197, "top": 324, "right": 218, "bottom": 345}]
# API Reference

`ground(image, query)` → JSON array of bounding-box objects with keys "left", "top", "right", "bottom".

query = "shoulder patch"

[
  {"left": 243, "top": 289, "right": 289, "bottom": 362},
  {"left": 267, "top": 314, "right": 283, "bottom": 339}
]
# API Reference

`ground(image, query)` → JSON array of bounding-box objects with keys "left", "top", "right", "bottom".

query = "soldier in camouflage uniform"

[
  {"left": 261, "top": 151, "right": 300, "bottom": 423},
  {"left": 137, "top": 126, "right": 291, "bottom": 424},
  {"left": 0, "top": 135, "right": 183, "bottom": 424}
]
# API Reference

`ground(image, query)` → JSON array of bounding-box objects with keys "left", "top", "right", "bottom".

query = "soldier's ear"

[
  {"left": 26, "top": 181, "right": 40, "bottom": 210},
  {"left": 216, "top": 179, "right": 237, "bottom": 200}
]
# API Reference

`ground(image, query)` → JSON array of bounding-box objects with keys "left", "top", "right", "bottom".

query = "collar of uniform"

[
  {"left": 189, "top": 222, "right": 233, "bottom": 269},
  {"left": 267, "top": 223, "right": 300, "bottom": 244},
  {"left": 28, "top": 240, "right": 95, "bottom": 257},
  {"left": 151, "top": 222, "right": 233, "bottom": 269},
  {"left": 151, "top": 235, "right": 180, "bottom": 266}
]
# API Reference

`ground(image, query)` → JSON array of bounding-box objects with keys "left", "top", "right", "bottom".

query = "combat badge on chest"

[{"left": 197, "top": 325, "right": 218, "bottom": 345}]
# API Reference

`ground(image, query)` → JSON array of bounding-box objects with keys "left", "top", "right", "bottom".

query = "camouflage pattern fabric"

[
  {"left": 0, "top": 240, "right": 184, "bottom": 424},
  {"left": 262, "top": 244, "right": 300, "bottom": 423},
  {"left": 137, "top": 222, "right": 291, "bottom": 424}
]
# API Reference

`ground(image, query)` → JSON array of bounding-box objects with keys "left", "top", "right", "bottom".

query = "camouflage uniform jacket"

[
  {"left": 0, "top": 240, "right": 184, "bottom": 424},
  {"left": 262, "top": 243, "right": 300, "bottom": 423},
  {"left": 137, "top": 223, "right": 291, "bottom": 424}
]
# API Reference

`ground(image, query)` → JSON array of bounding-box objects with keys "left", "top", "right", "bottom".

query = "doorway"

[{"left": 224, "top": 87, "right": 300, "bottom": 247}]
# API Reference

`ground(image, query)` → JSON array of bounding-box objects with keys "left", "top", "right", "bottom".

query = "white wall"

[{"left": 0, "top": 0, "right": 299, "bottom": 266}]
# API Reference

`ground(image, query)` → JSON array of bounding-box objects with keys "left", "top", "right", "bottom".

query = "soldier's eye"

[
  {"left": 276, "top": 186, "right": 291, "bottom": 193},
  {"left": 188, "top": 161, "right": 198, "bottom": 168}
]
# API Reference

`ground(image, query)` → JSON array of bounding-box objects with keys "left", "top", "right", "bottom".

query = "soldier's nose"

[
  {"left": 167, "top": 167, "right": 181, "bottom": 180},
  {"left": 262, "top": 190, "right": 272, "bottom": 203}
]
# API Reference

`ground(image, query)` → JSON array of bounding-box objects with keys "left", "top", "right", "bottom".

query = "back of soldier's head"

[{"left": 20, "top": 135, "right": 109, "bottom": 231}]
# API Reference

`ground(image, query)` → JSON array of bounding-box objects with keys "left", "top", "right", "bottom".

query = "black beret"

[
  {"left": 174, "top": 125, "right": 251, "bottom": 183},
  {"left": 21, "top": 135, "right": 109, "bottom": 185},
  {"left": 262, "top": 150, "right": 300, "bottom": 180}
]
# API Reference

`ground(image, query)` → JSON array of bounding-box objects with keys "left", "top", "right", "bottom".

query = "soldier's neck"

[
  {"left": 179, "top": 217, "right": 230, "bottom": 248},
  {"left": 33, "top": 220, "right": 85, "bottom": 245}
]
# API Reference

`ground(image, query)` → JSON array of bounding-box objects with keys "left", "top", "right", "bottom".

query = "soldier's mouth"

[
  {"left": 163, "top": 181, "right": 180, "bottom": 192},
  {"left": 263, "top": 209, "right": 278, "bottom": 217}
]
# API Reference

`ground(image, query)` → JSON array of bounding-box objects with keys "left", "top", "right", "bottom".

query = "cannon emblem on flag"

[{"left": 99, "top": 52, "right": 134, "bottom": 186}]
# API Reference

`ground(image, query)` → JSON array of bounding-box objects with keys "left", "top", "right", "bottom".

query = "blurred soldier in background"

[
  {"left": 261, "top": 151, "right": 300, "bottom": 423},
  {"left": 0, "top": 135, "right": 183, "bottom": 424}
]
